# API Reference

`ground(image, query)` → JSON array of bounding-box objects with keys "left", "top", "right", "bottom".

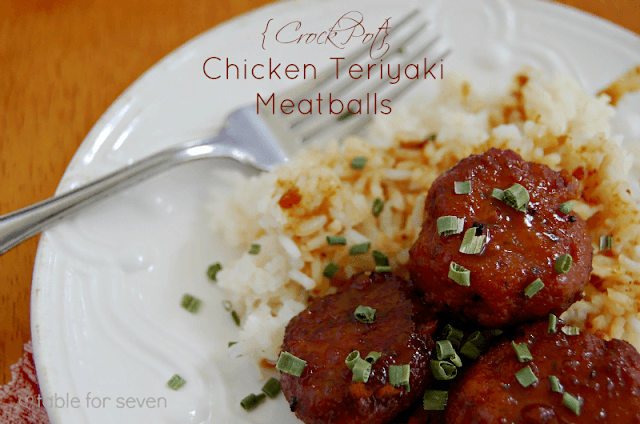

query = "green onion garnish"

[
  {"left": 240, "top": 393, "right": 267, "bottom": 411},
  {"left": 436, "top": 340, "right": 456, "bottom": 361},
  {"left": 443, "top": 324, "right": 464, "bottom": 349},
  {"left": 248, "top": 244, "right": 261, "bottom": 255},
  {"left": 515, "top": 365, "right": 538, "bottom": 388},
  {"left": 423, "top": 390, "right": 448, "bottom": 411},
  {"left": 459, "top": 227, "right": 486, "bottom": 254},
  {"left": 491, "top": 329, "right": 504, "bottom": 336},
  {"left": 430, "top": 360, "right": 457, "bottom": 380},
  {"left": 228, "top": 341, "right": 237, "bottom": 347},
  {"left": 555, "top": 254, "right": 573, "bottom": 274},
  {"left": 181, "top": 294, "right": 202, "bottom": 313},
  {"left": 231, "top": 310, "right": 241, "bottom": 326},
  {"left": 350, "top": 156, "right": 367, "bottom": 169},
  {"left": 562, "top": 392, "right": 581, "bottom": 415},
  {"left": 261, "top": 377, "right": 281, "bottom": 398},
  {"left": 511, "top": 341, "right": 533, "bottom": 363},
  {"left": 354, "top": 305, "right": 376, "bottom": 323},
  {"left": 222, "top": 300, "right": 233, "bottom": 311},
  {"left": 326, "top": 235, "right": 347, "bottom": 245},
  {"left": 460, "top": 341, "right": 481, "bottom": 360},
  {"left": 468, "top": 331, "right": 485, "bottom": 348},
  {"left": 345, "top": 351, "right": 360, "bottom": 370},
  {"left": 276, "top": 352, "right": 307, "bottom": 377},
  {"left": 323, "top": 262, "right": 340, "bottom": 278},
  {"left": 365, "top": 351, "right": 382, "bottom": 364},
  {"left": 351, "top": 357, "right": 372, "bottom": 383},
  {"left": 559, "top": 201, "right": 574, "bottom": 214},
  {"left": 549, "top": 375, "right": 563, "bottom": 393},
  {"left": 437, "top": 216, "right": 464, "bottom": 236},
  {"left": 389, "top": 364, "right": 411, "bottom": 391},
  {"left": 454, "top": 181, "right": 471, "bottom": 195},
  {"left": 561, "top": 326, "right": 580, "bottom": 336},
  {"left": 349, "top": 242, "right": 371, "bottom": 255},
  {"left": 600, "top": 235, "right": 613, "bottom": 251},
  {"left": 372, "top": 250, "right": 389, "bottom": 266},
  {"left": 491, "top": 188, "right": 505, "bottom": 201},
  {"left": 167, "top": 374, "right": 186, "bottom": 390},
  {"left": 525, "top": 278, "right": 545, "bottom": 298},
  {"left": 503, "top": 183, "right": 530, "bottom": 212},
  {"left": 372, "top": 198, "right": 384, "bottom": 217},
  {"left": 375, "top": 266, "right": 392, "bottom": 273},
  {"left": 448, "top": 261, "right": 471, "bottom": 286},
  {"left": 207, "top": 263, "right": 223, "bottom": 282},
  {"left": 426, "top": 134, "right": 436, "bottom": 141},
  {"left": 549, "top": 314, "right": 558, "bottom": 333}
]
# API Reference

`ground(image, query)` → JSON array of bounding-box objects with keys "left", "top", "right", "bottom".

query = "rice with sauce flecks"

[{"left": 209, "top": 68, "right": 640, "bottom": 363}]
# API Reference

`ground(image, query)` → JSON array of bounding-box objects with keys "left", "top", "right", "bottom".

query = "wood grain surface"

[{"left": 0, "top": 0, "right": 638, "bottom": 385}]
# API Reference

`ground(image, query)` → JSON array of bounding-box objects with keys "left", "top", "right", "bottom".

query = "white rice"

[{"left": 210, "top": 68, "right": 640, "bottom": 362}]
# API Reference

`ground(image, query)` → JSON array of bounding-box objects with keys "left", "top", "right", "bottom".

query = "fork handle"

[{"left": 0, "top": 134, "right": 266, "bottom": 255}]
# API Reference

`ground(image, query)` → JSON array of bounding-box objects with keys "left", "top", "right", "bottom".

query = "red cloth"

[{"left": 0, "top": 342, "right": 50, "bottom": 424}]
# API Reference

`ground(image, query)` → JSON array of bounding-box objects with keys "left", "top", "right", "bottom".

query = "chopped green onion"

[
  {"left": 448, "top": 261, "right": 471, "bottom": 286},
  {"left": 549, "top": 375, "right": 563, "bottom": 393},
  {"left": 559, "top": 201, "right": 574, "bottom": 214},
  {"left": 600, "top": 235, "right": 613, "bottom": 251},
  {"left": 561, "top": 326, "right": 580, "bottom": 336},
  {"left": 555, "top": 254, "right": 573, "bottom": 274},
  {"left": 525, "top": 278, "right": 545, "bottom": 298},
  {"left": 276, "top": 352, "right": 307, "bottom": 377},
  {"left": 261, "top": 377, "right": 281, "bottom": 398},
  {"left": 207, "top": 263, "right": 222, "bottom": 282},
  {"left": 323, "top": 262, "right": 340, "bottom": 278},
  {"left": 454, "top": 181, "right": 471, "bottom": 195},
  {"left": 491, "top": 329, "right": 504, "bottom": 336},
  {"left": 231, "top": 310, "right": 241, "bottom": 326},
  {"left": 503, "top": 183, "right": 530, "bottom": 212},
  {"left": 562, "top": 392, "right": 581, "bottom": 415},
  {"left": 228, "top": 341, "right": 237, "bottom": 347},
  {"left": 389, "top": 364, "right": 411, "bottom": 391},
  {"left": 459, "top": 228, "right": 486, "bottom": 254},
  {"left": 181, "top": 294, "right": 202, "bottom": 313},
  {"left": 372, "top": 198, "right": 384, "bottom": 217},
  {"left": 491, "top": 188, "right": 505, "bottom": 201},
  {"left": 248, "top": 244, "right": 261, "bottom": 255},
  {"left": 345, "top": 351, "right": 360, "bottom": 370},
  {"left": 450, "top": 352, "right": 463, "bottom": 367},
  {"left": 436, "top": 340, "right": 456, "bottom": 361},
  {"left": 240, "top": 393, "right": 266, "bottom": 411},
  {"left": 548, "top": 314, "right": 558, "bottom": 333},
  {"left": 351, "top": 156, "right": 367, "bottom": 169},
  {"left": 460, "top": 341, "right": 481, "bottom": 360},
  {"left": 423, "top": 390, "right": 448, "bottom": 411},
  {"left": 372, "top": 250, "right": 389, "bottom": 266},
  {"left": 349, "top": 242, "right": 371, "bottom": 255},
  {"left": 468, "top": 331, "right": 485, "bottom": 348},
  {"left": 511, "top": 341, "right": 533, "bottom": 363},
  {"left": 326, "top": 235, "right": 347, "bottom": 245},
  {"left": 515, "top": 365, "right": 538, "bottom": 388},
  {"left": 222, "top": 300, "right": 233, "bottom": 311},
  {"left": 365, "top": 351, "right": 382, "bottom": 364},
  {"left": 167, "top": 374, "right": 186, "bottom": 390},
  {"left": 354, "top": 305, "right": 376, "bottom": 323},
  {"left": 352, "top": 357, "right": 372, "bottom": 383},
  {"left": 437, "top": 216, "right": 464, "bottom": 236},
  {"left": 430, "top": 360, "right": 457, "bottom": 381},
  {"left": 375, "top": 266, "right": 392, "bottom": 273},
  {"left": 426, "top": 134, "right": 436, "bottom": 141},
  {"left": 443, "top": 324, "right": 464, "bottom": 349}
]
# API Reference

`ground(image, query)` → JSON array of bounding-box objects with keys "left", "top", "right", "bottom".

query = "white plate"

[{"left": 31, "top": 1, "right": 640, "bottom": 423}]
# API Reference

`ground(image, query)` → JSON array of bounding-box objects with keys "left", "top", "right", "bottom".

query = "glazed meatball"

[
  {"left": 408, "top": 148, "right": 593, "bottom": 327},
  {"left": 279, "top": 272, "right": 439, "bottom": 424},
  {"left": 446, "top": 320, "right": 640, "bottom": 423}
]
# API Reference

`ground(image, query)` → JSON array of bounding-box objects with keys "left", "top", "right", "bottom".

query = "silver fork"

[{"left": 0, "top": 10, "right": 449, "bottom": 254}]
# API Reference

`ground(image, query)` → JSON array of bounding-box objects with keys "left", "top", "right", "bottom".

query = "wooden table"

[{"left": 1, "top": 0, "right": 638, "bottom": 385}]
